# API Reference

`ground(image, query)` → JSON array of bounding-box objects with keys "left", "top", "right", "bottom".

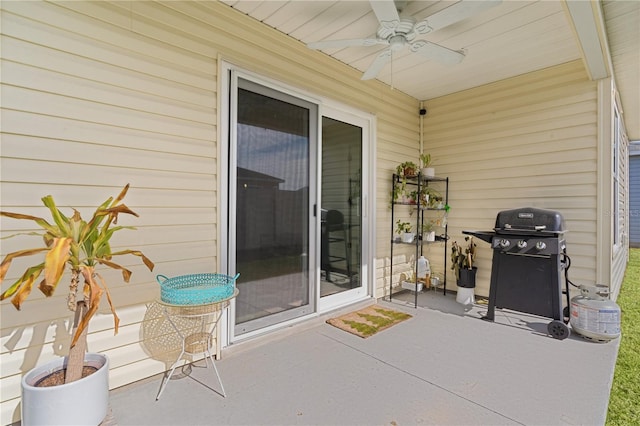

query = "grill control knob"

[
  {"left": 517, "top": 240, "right": 527, "bottom": 249},
  {"left": 535, "top": 241, "right": 547, "bottom": 251},
  {"left": 499, "top": 239, "right": 511, "bottom": 248}
]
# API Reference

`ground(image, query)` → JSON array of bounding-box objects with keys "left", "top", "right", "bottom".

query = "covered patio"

[
  {"left": 109, "top": 291, "right": 619, "bottom": 425},
  {"left": 0, "top": 1, "right": 636, "bottom": 423}
]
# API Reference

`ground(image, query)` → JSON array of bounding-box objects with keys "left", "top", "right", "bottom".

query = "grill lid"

[{"left": 494, "top": 207, "right": 566, "bottom": 235}]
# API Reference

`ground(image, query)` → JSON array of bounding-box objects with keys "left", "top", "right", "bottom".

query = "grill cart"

[{"left": 464, "top": 207, "right": 571, "bottom": 340}]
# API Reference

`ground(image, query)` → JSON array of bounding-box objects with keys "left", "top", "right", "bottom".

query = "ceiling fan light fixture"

[{"left": 389, "top": 35, "right": 406, "bottom": 51}]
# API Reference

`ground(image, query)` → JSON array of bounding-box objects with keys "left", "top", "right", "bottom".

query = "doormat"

[{"left": 326, "top": 305, "right": 412, "bottom": 338}]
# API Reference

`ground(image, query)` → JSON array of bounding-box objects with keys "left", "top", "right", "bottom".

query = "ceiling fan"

[{"left": 307, "top": 0, "right": 502, "bottom": 80}]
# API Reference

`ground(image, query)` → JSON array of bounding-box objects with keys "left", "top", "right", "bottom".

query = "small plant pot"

[
  {"left": 421, "top": 167, "right": 435, "bottom": 177},
  {"left": 430, "top": 276, "right": 440, "bottom": 287},
  {"left": 401, "top": 232, "right": 415, "bottom": 243},
  {"left": 425, "top": 231, "right": 436, "bottom": 242}
]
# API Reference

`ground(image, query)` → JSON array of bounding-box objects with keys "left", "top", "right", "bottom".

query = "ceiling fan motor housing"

[{"left": 377, "top": 17, "right": 417, "bottom": 42}]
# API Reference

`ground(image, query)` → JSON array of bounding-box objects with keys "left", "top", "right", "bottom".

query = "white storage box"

[{"left": 401, "top": 281, "right": 423, "bottom": 292}]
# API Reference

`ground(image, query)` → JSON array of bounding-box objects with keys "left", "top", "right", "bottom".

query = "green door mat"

[{"left": 326, "top": 305, "right": 412, "bottom": 338}]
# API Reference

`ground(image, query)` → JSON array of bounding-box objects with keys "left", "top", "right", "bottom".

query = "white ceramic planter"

[
  {"left": 456, "top": 287, "right": 475, "bottom": 305},
  {"left": 421, "top": 167, "right": 435, "bottom": 177},
  {"left": 22, "top": 353, "right": 109, "bottom": 426},
  {"left": 401, "top": 232, "right": 415, "bottom": 243}
]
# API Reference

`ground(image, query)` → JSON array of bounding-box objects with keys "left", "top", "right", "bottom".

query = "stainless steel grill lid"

[{"left": 494, "top": 207, "right": 566, "bottom": 235}]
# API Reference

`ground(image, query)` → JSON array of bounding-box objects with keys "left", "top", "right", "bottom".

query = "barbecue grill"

[{"left": 464, "top": 207, "right": 571, "bottom": 339}]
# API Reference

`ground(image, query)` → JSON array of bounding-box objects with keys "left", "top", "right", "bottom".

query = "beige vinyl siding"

[
  {"left": 421, "top": 61, "right": 599, "bottom": 297},
  {"left": 0, "top": 1, "right": 417, "bottom": 422}
]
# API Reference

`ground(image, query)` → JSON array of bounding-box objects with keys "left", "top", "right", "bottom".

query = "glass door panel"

[
  {"left": 233, "top": 79, "right": 316, "bottom": 335},
  {"left": 320, "top": 117, "right": 362, "bottom": 299}
]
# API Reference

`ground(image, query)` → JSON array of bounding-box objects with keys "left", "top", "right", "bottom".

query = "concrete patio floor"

[{"left": 109, "top": 289, "right": 619, "bottom": 425}]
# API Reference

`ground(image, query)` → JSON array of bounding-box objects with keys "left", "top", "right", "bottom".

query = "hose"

[{"left": 562, "top": 248, "right": 580, "bottom": 288}]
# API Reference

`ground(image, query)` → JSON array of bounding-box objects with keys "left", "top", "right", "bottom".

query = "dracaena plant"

[
  {"left": 0, "top": 184, "right": 154, "bottom": 382},
  {"left": 451, "top": 236, "right": 476, "bottom": 281}
]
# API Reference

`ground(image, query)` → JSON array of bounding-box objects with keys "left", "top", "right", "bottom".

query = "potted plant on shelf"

[
  {"left": 0, "top": 184, "right": 154, "bottom": 426},
  {"left": 396, "top": 220, "right": 415, "bottom": 243},
  {"left": 391, "top": 184, "right": 411, "bottom": 205},
  {"left": 396, "top": 161, "right": 418, "bottom": 178},
  {"left": 421, "top": 221, "right": 436, "bottom": 242},
  {"left": 423, "top": 187, "right": 444, "bottom": 209},
  {"left": 419, "top": 153, "right": 435, "bottom": 177},
  {"left": 393, "top": 161, "right": 418, "bottom": 204}
]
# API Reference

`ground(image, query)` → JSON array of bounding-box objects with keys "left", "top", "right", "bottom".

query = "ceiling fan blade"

[
  {"left": 361, "top": 49, "right": 392, "bottom": 80},
  {"left": 414, "top": 0, "right": 502, "bottom": 34},
  {"left": 307, "top": 38, "right": 383, "bottom": 50},
  {"left": 410, "top": 40, "right": 465, "bottom": 65},
  {"left": 370, "top": 0, "right": 400, "bottom": 29}
]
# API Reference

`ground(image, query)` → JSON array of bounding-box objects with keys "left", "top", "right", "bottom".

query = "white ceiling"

[{"left": 221, "top": 0, "right": 639, "bottom": 140}]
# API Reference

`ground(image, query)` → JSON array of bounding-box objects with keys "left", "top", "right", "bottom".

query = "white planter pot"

[
  {"left": 401, "top": 232, "right": 415, "bottom": 243},
  {"left": 22, "top": 353, "right": 109, "bottom": 426},
  {"left": 425, "top": 231, "right": 436, "bottom": 242},
  {"left": 456, "top": 286, "right": 475, "bottom": 305},
  {"left": 421, "top": 167, "right": 435, "bottom": 177}
]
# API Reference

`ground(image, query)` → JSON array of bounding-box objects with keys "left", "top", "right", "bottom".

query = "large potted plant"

[
  {"left": 451, "top": 236, "right": 477, "bottom": 304},
  {"left": 0, "top": 184, "right": 154, "bottom": 425}
]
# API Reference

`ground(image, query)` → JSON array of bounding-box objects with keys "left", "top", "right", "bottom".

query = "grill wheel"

[{"left": 547, "top": 320, "right": 570, "bottom": 340}]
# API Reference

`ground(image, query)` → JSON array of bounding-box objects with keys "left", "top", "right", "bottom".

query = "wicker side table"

[{"left": 155, "top": 289, "right": 238, "bottom": 400}]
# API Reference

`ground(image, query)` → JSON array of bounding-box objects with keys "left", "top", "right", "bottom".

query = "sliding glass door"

[
  {"left": 225, "top": 70, "right": 371, "bottom": 337},
  {"left": 319, "top": 117, "right": 362, "bottom": 298},
  {"left": 232, "top": 77, "right": 317, "bottom": 335},
  {"left": 318, "top": 110, "right": 367, "bottom": 310}
]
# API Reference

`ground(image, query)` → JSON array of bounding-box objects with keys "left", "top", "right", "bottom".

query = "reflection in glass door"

[
  {"left": 233, "top": 78, "right": 316, "bottom": 335},
  {"left": 320, "top": 117, "right": 362, "bottom": 300}
]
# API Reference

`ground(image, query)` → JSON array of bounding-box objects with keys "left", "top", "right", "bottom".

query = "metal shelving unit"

[{"left": 389, "top": 172, "right": 449, "bottom": 307}]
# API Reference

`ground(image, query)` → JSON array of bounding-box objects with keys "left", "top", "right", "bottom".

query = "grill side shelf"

[{"left": 462, "top": 230, "right": 495, "bottom": 244}]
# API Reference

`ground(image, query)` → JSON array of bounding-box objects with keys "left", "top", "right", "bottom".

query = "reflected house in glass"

[{"left": 236, "top": 167, "right": 286, "bottom": 257}]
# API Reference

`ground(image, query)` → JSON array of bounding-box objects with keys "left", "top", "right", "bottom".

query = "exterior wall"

[
  {"left": 0, "top": 1, "right": 418, "bottom": 423},
  {"left": 420, "top": 61, "right": 601, "bottom": 297}
]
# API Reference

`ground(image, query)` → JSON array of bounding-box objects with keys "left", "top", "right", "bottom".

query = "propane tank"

[{"left": 570, "top": 284, "right": 621, "bottom": 342}]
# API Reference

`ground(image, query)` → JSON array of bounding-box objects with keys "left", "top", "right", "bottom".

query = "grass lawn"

[{"left": 606, "top": 248, "right": 640, "bottom": 425}]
